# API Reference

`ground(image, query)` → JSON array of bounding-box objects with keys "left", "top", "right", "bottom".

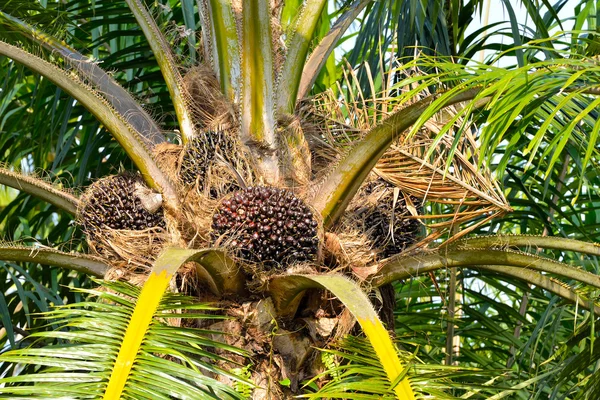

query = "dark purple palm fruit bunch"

[
  {"left": 358, "top": 180, "right": 422, "bottom": 258},
  {"left": 211, "top": 186, "right": 319, "bottom": 267},
  {"left": 363, "top": 197, "right": 422, "bottom": 258},
  {"left": 80, "top": 174, "right": 166, "bottom": 236}
]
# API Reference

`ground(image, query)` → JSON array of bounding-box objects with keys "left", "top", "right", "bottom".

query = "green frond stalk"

[
  {"left": 312, "top": 88, "right": 483, "bottom": 228},
  {"left": 153, "top": 247, "right": 247, "bottom": 296},
  {"left": 268, "top": 273, "right": 415, "bottom": 399},
  {"left": 199, "top": 0, "right": 241, "bottom": 101},
  {"left": 0, "top": 11, "right": 165, "bottom": 146},
  {"left": 277, "top": 0, "right": 328, "bottom": 114},
  {"left": 451, "top": 235, "right": 600, "bottom": 256},
  {"left": 240, "top": 0, "right": 279, "bottom": 184},
  {"left": 479, "top": 265, "right": 600, "bottom": 314},
  {"left": 0, "top": 167, "right": 79, "bottom": 215},
  {"left": 104, "top": 247, "right": 245, "bottom": 398},
  {"left": 124, "top": 0, "right": 195, "bottom": 144},
  {"left": 0, "top": 41, "right": 179, "bottom": 210},
  {"left": 374, "top": 249, "right": 600, "bottom": 289},
  {"left": 0, "top": 246, "right": 109, "bottom": 276},
  {"left": 297, "top": 0, "right": 370, "bottom": 100}
]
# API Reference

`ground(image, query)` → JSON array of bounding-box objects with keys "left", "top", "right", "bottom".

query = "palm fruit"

[
  {"left": 179, "top": 130, "right": 235, "bottom": 189},
  {"left": 211, "top": 186, "right": 319, "bottom": 267},
  {"left": 364, "top": 202, "right": 421, "bottom": 258},
  {"left": 358, "top": 181, "right": 422, "bottom": 258},
  {"left": 79, "top": 174, "right": 166, "bottom": 235}
]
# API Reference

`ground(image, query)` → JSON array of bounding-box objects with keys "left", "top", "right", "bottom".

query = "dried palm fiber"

[
  {"left": 78, "top": 173, "right": 167, "bottom": 270},
  {"left": 211, "top": 186, "right": 320, "bottom": 269},
  {"left": 322, "top": 226, "right": 378, "bottom": 272},
  {"left": 183, "top": 65, "right": 235, "bottom": 131},
  {"left": 297, "top": 96, "right": 360, "bottom": 179},
  {"left": 153, "top": 142, "right": 183, "bottom": 183},
  {"left": 277, "top": 114, "right": 312, "bottom": 188}
]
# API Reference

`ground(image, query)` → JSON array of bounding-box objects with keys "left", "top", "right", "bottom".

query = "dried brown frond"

[{"left": 375, "top": 129, "right": 511, "bottom": 245}]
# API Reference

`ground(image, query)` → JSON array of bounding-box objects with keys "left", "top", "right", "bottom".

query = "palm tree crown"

[{"left": 1, "top": 1, "right": 600, "bottom": 398}]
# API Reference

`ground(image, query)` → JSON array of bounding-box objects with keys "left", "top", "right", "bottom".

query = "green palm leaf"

[
  {"left": 302, "top": 335, "right": 508, "bottom": 399},
  {"left": 0, "top": 280, "right": 249, "bottom": 399}
]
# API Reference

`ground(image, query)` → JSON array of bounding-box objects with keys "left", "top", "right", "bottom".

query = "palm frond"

[
  {"left": 0, "top": 280, "right": 249, "bottom": 399},
  {"left": 0, "top": 41, "right": 179, "bottom": 207},
  {"left": 0, "top": 167, "right": 80, "bottom": 215},
  {"left": 0, "top": 10, "right": 166, "bottom": 146},
  {"left": 297, "top": 0, "right": 370, "bottom": 100},
  {"left": 198, "top": 0, "right": 240, "bottom": 101},
  {"left": 310, "top": 86, "right": 481, "bottom": 228},
  {"left": 240, "top": 0, "right": 278, "bottom": 184},
  {"left": 0, "top": 246, "right": 108, "bottom": 277},
  {"left": 277, "top": 0, "right": 328, "bottom": 114},
  {"left": 124, "top": 0, "right": 195, "bottom": 143},
  {"left": 375, "top": 248, "right": 600, "bottom": 292},
  {"left": 301, "top": 335, "right": 508, "bottom": 399}
]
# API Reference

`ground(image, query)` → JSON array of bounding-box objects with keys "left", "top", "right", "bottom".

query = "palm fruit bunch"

[
  {"left": 363, "top": 200, "right": 421, "bottom": 258},
  {"left": 79, "top": 174, "right": 166, "bottom": 236},
  {"left": 356, "top": 180, "right": 422, "bottom": 258},
  {"left": 179, "top": 130, "right": 235, "bottom": 189},
  {"left": 211, "top": 186, "right": 319, "bottom": 267}
]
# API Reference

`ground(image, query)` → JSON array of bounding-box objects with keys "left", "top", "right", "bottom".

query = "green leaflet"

[{"left": 0, "top": 279, "right": 248, "bottom": 400}]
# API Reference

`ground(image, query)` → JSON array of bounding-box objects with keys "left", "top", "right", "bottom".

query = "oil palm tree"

[{"left": 1, "top": 0, "right": 600, "bottom": 398}]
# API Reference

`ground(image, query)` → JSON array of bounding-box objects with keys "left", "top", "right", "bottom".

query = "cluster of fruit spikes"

[
  {"left": 80, "top": 174, "right": 166, "bottom": 235},
  {"left": 364, "top": 198, "right": 422, "bottom": 258},
  {"left": 357, "top": 180, "right": 422, "bottom": 258},
  {"left": 179, "top": 131, "right": 235, "bottom": 189},
  {"left": 211, "top": 186, "right": 319, "bottom": 268}
]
